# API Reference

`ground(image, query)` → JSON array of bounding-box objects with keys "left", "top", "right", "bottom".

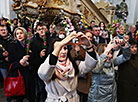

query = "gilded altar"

[{"left": 12, "top": 0, "right": 114, "bottom": 25}]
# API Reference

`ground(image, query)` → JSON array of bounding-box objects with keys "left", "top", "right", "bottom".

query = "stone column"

[
  {"left": 0, "top": 0, "right": 10, "bottom": 18},
  {"left": 134, "top": 0, "right": 138, "bottom": 23},
  {"left": 0, "top": 0, "right": 17, "bottom": 19},
  {"left": 125, "top": 0, "right": 136, "bottom": 25}
]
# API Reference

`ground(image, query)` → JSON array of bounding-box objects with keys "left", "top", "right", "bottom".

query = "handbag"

[{"left": 4, "top": 64, "right": 25, "bottom": 97}]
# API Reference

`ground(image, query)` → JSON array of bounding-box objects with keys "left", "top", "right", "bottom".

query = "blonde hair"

[
  {"left": 119, "top": 25, "right": 125, "bottom": 30},
  {"left": 14, "top": 27, "right": 27, "bottom": 39}
]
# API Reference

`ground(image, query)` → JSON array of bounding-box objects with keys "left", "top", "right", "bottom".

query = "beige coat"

[{"left": 38, "top": 53, "right": 97, "bottom": 102}]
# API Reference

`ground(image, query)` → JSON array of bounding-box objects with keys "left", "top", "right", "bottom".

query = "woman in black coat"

[
  {"left": 117, "top": 39, "right": 138, "bottom": 102},
  {"left": 8, "top": 27, "right": 35, "bottom": 102}
]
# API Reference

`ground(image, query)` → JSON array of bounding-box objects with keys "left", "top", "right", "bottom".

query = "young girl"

[
  {"left": 88, "top": 40, "right": 131, "bottom": 102},
  {"left": 38, "top": 32, "right": 97, "bottom": 102}
]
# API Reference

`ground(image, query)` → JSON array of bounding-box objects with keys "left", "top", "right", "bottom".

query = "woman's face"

[
  {"left": 58, "top": 45, "right": 68, "bottom": 62},
  {"left": 131, "top": 44, "right": 137, "bottom": 54},
  {"left": 16, "top": 29, "right": 26, "bottom": 42},
  {"left": 106, "top": 51, "right": 113, "bottom": 62},
  {"left": 100, "top": 22, "right": 104, "bottom": 28},
  {"left": 58, "top": 31, "right": 66, "bottom": 39},
  {"left": 85, "top": 32, "right": 93, "bottom": 42},
  {"left": 119, "top": 26, "right": 125, "bottom": 35},
  {"left": 104, "top": 46, "right": 113, "bottom": 62}
]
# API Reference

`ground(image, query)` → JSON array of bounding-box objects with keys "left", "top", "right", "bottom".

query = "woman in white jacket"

[{"left": 38, "top": 32, "right": 97, "bottom": 102}]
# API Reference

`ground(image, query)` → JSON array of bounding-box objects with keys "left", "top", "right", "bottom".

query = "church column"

[
  {"left": 126, "top": 0, "right": 137, "bottom": 25},
  {"left": 134, "top": 0, "right": 138, "bottom": 23},
  {"left": 0, "top": 0, "right": 10, "bottom": 18},
  {"left": 0, "top": 0, "right": 16, "bottom": 19}
]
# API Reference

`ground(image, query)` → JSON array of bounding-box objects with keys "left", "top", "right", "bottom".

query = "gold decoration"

[
  {"left": 84, "top": 7, "right": 88, "bottom": 19},
  {"left": 51, "top": 0, "right": 64, "bottom": 5},
  {"left": 12, "top": 0, "right": 21, "bottom": 8}
]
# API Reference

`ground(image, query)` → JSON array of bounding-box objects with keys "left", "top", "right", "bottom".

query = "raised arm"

[
  {"left": 92, "top": 41, "right": 115, "bottom": 73},
  {"left": 114, "top": 45, "right": 131, "bottom": 66},
  {"left": 38, "top": 54, "right": 58, "bottom": 82},
  {"left": 78, "top": 51, "right": 97, "bottom": 75},
  {"left": 38, "top": 32, "right": 79, "bottom": 82}
]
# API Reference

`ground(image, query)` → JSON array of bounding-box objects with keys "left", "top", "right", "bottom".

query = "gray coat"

[
  {"left": 88, "top": 46, "right": 131, "bottom": 102},
  {"left": 38, "top": 53, "right": 97, "bottom": 102}
]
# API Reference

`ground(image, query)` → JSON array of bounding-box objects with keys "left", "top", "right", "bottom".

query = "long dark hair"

[
  {"left": 99, "top": 22, "right": 106, "bottom": 30},
  {"left": 50, "top": 38, "right": 79, "bottom": 80}
]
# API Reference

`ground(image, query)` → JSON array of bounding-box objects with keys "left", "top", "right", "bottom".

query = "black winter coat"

[
  {"left": 30, "top": 33, "right": 48, "bottom": 74},
  {"left": 8, "top": 40, "right": 35, "bottom": 100},
  {"left": 117, "top": 54, "right": 138, "bottom": 102},
  {"left": 0, "top": 35, "right": 15, "bottom": 69}
]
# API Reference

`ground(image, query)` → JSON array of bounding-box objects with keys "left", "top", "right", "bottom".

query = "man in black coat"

[
  {"left": 0, "top": 24, "right": 16, "bottom": 102},
  {"left": 87, "top": 20, "right": 95, "bottom": 31},
  {"left": 117, "top": 39, "right": 138, "bottom": 102},
  {"left": 92, "top": 25, "right": 105, "bottom": 46},
  {"left": 46, "top": 24, "right": 57, "bottom": 54},
  {"left": 30, "top": 23, "right": 47, "bottom": 102},
  {"left": 127, "top": 25, "right": 136, "bottom": 40},
  {"left": 0, "top": 24, "right": 15, "bottom": 78}
]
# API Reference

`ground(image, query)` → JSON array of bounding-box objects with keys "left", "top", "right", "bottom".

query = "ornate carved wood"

[{"left": 12, "top": 0, "right": 110, "bottom": 25}]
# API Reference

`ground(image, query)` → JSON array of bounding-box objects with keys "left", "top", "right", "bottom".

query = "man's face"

[
  {"left": 90, "top": 22, "right": 95, "bottom": 27},
  {"left": 0, "top": 26, "right": 8, "bottom": 37},
  {"left": 130, "top": 26, "right": 136, "bottom": 33},
  {"left": 36, "top": 26, "right": 45, "bottom": 36},
  {"left": 92, "top": 27, "right": 100, "bottom": 37},
  {"left": 13, "top": 19, "right": 18, "bottom": 25},
  {"left": 131, "top": 44, "right": 137, "bottom": 54},
  {"left": 50, "top": 26, "right": 56, "bottom": 34},
  {"left": 1, "top": 20, "right": 6, "bottom": 25}
]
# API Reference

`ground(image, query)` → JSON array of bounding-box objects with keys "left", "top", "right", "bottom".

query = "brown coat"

[{"left": 77, "top": 72, "right": 91, "bottom": 94}]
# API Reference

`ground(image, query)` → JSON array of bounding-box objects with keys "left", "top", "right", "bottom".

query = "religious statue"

[{"left": 115, "top": 0, "right": 128, "bottom": 23}]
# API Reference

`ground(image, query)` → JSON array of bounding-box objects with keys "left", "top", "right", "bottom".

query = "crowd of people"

[{"left": 0, "top": 16, "right": 138, "bottom": 102}]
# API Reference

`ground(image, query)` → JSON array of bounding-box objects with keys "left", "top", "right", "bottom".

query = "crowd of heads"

[{"left": 0, "top": 16, "right": 138, "bottom": 58}]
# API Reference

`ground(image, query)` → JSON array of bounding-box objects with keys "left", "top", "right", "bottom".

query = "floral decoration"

[
  {"left": 115, "top": 1, "right": 128, "bottom": 23},
  {"left": 108, "top": 19, "right": 121, "bottom": 35}
]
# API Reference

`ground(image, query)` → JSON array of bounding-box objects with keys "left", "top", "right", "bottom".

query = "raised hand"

[
  {"left": 60, "top": 31, "right": 78, "bottom": 46},
  {"left": 40, "top": 49, "right": 46, "bottom": 57},
  {"left": 20, "top": 55, "right": 30, "bottom": 67},
  {"left": 114, "top": 38, "right": 125, "bottom": 48},
  {"left": 52, "top": 31, "right": 78, "bottom": 56},
  {"left": 77, "top": 32, "right": 92, "bottom": 47},
  {"left": 3, "top": 51, "right": 8, "bottom": 57},
  {"left": 104, "top": 41, "right": 114, "bottom": 55}
]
